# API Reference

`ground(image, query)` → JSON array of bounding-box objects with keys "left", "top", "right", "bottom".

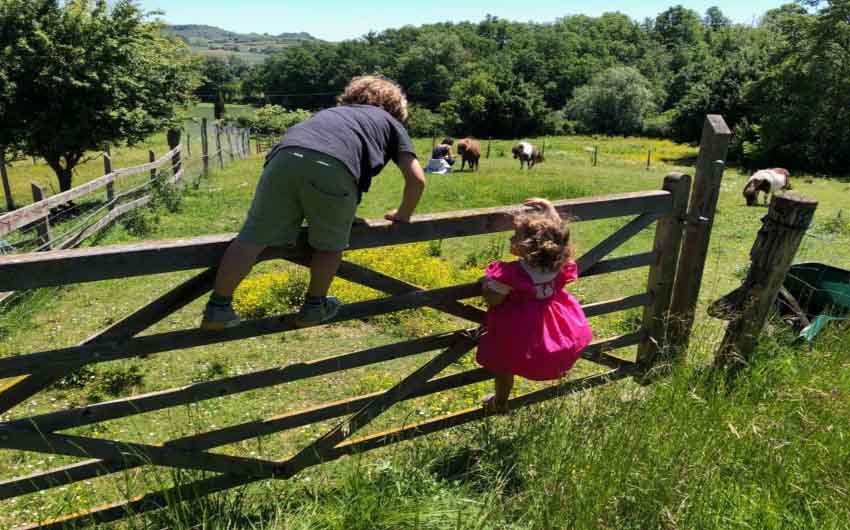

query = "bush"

[
  {"left": 642, "top": 110, "right": 675, "bottom": 138},
  {"left": 233, "top": 243, "right": 481, "bottom": 333},
  {"left": 568, "top": 66, "right": 657, "bottom": 136},
  {"left": 406, "top": 104, "right": 445, "bottom": 137},
  {"left": 252, "top": 105, "right": 312, "bottom": 137}
]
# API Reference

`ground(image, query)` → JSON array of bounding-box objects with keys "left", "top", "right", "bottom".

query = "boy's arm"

[{"left": 385, "top": 152, "right": 426, "bottom": 223}]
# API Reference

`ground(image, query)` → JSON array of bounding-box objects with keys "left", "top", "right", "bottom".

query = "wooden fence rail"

[{"left": 0, "top": 115, "right": 730, "bottom": 530}]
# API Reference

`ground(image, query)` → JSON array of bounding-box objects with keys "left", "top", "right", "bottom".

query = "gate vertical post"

[
  {"left": 637, "top": 172, "right": 691, "bottom": 369},
  {"left": 668, "top": 115, "right": 731, "bottom": 356}
]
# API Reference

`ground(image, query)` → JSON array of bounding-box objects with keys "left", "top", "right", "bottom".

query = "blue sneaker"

[
  {"left": 200, "top": 302, "right": 241, "bottom": 331},
  {"left": 295, "top": 296, "right": 341, "bottom": 328}
]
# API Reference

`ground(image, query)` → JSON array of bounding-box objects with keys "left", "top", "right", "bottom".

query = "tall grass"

[{"left": 63, "top": 320, "right": 850, "bottom": 530}]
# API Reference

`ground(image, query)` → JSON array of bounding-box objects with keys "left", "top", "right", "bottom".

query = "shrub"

[
  {"left": 233, "top": 243, "right": 481, "bottom": 333},
  {"left": 252, "top": 105, "right": 311, "bottom": 137},
  {"left": 568, "top": 66, "right": 657, "bottom": 136},
  {"left": 406, "top": 104, "right": 445, "bottom": 137}
]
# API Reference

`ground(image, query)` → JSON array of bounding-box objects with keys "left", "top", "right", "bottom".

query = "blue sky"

[{"left": 139, "top": 0, "right": 788, "bottom": 41}]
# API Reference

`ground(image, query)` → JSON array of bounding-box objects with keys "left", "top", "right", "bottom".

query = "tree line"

[
  {"left": 207, "top": 0, "right": 849, "bottom": 173},
  {"left": 2, "top": 0, "right": 848, "bottom": 196}
]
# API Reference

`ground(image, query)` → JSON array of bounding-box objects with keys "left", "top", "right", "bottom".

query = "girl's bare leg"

[{"left": 483, "top": 371, "right": 514, "bottom": 414}]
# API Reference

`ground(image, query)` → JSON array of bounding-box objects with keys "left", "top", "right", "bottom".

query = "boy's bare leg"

[
  {"left": 307, "top": 250, "right": 343, "bottom": 297},
  {"left": 212, "top": 240, "right": 267, "bottom": 297}
]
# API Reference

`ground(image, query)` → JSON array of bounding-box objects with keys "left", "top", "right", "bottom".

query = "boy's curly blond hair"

[
  {"left": 513, "top": 213, "right": 574, "bottom": 271},
  {"left": 338, "top": 75, "right": 409, "bottom": 123}
]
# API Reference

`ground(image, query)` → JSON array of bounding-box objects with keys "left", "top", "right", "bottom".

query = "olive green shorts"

[{"left": 237, "top": 148, "right": 358, "bottom": 252}]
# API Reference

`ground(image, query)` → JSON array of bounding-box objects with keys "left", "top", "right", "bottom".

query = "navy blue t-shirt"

[{"left": 271, "top": 104, "right": 416, "bottom": 196}]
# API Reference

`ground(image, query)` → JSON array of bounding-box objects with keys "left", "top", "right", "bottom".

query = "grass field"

[{"left": 1, "top": 135, "right": 849, "bottom": 529}]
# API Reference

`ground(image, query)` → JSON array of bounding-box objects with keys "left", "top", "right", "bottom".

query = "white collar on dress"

[{"left": 519, "top": 260, "right": 558, "bottom": 284}]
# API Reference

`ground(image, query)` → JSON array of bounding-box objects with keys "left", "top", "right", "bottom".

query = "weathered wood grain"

[
  {"left": 0, "top": 190, "right": 672, "bottom": 291},
  {"left": 637, "top": 173, "right": 691, "bottom": 366},
  {"left": 0, "top": 283, "right": 481, "bottom": 379}
]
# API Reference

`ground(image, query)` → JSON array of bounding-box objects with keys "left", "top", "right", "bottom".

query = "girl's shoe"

[
  {"left": 482, "top": 394, "right": 510, "bottom": 415},
  {"left": 200, "top": 303, "right": 241, "bottom": 331},
  {"left": 295, "top": 296, "right": 341, "bottom": 328}
]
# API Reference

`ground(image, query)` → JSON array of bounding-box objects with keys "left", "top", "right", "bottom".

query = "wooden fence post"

[
  {"left": 667, "top": 115, "right": 731, "bottom": 355},
  {"left": 637, "top": 172, "right": 692, "bottom": 369},
  {"left": 714, "top": 194, "right": 818, "bottom": 369},
  {"left": 167, "top": 129, "right": 182, "bottom": 178},
  {"left": 0, "top": 148, "right": 14, "bottom": 212},
  {"left": 226, "top": 127, "right": 235, "bottom": 163},
  {"left": 646, "top": 149, "right": 652, "bottom": 170},
  {"left": 215, "top": 125, "right": 224, "bottom": 170},
  {"left": 486, "top": 137, "right": 492, "bottom": 159},
  {"left": 30, "top": 183, "right": 51, "bottom": 249},
  {"left": 593, "top": 146, "right": 598, "bottom": 167},
  {"left": 201, "top": 118, "right": 210, "bottom": 177},
  {"left": 186, "top": 132, "right": 192, "bottom": 158},
  {"left": 104, "top": 144, "right": 114, "bottom": 210},
  {"left": 149, "top": 150, "right": 156, "bottom": 182}
]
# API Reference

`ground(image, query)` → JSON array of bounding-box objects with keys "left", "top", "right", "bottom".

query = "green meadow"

[{"left": 1, "top": 134, "right": 849, "bottom": 529}]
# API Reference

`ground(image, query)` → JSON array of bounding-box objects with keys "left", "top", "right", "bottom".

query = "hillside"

[{"left": 163, "top": 24, "right": 318, "bottom": 63}]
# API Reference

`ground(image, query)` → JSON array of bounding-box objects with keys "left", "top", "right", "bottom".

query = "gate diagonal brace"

[
  {"left": 275, "top": 331, "right": 480, "bottom": 478},
  {"left": 288, "top": 257, "right": 486, "bottom": 324},
  {"left": 576, "top": 212, "right": 661, "bottom": 274},
  {"left": 0, "top": 268, "right": 217, "bottom": 416}
]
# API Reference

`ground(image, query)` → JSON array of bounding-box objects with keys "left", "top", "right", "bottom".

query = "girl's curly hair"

[
  {"left": 338, "top": 75, "right": 409, "bottom": 122},
  {"left": 512, "top": 212, "right": 574, "bottom": 271}
]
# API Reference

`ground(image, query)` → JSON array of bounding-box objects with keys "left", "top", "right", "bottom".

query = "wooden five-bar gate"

[{"left": 0, "top": 116, "right": 731, "bottom": 529}]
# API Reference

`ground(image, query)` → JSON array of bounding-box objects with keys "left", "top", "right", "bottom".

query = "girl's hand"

[{"left": 384, "top": 209, "right": 411, "bottom": 223}]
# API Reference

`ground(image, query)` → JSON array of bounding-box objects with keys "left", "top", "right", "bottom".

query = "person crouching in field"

[
  {"left": 476, "top": 198, "right": 593, "bottom": 414},
  {"left": 201, "top": 76, "right": 426, "bottom": 330}
]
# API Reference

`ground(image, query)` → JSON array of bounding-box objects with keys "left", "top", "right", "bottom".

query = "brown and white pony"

[
  {"left": 511, "top": 141, "right": 544, "bottom": 169},
  {"left": 743, "top": 168, "right": 791, "bottom": 206}
]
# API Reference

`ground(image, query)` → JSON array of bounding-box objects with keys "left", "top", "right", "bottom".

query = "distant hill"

[{"left": 163, "top": 25, "right": 318, "bottom": 64}]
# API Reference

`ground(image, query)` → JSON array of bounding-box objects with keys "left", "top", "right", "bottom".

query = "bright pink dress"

[{"left": 476, "top": 260, "right": 593, "bottom": 381}]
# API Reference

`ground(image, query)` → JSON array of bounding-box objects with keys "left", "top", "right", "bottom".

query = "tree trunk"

[
  {"left": 56, "top": 166, "right": 74, "bottom": 192},
  {"left": 43, "top": 154, "right": 76, "bottom": 192}
]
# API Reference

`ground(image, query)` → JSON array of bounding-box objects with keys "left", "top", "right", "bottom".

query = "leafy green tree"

[
  {"left": 197, "top": 57, "right": 237, "bottom": 102},
  {"left": 746, "top": 0, "right": 850, "bottom": 170},
  {"left": 0, "top": 0, "right": 198, "bottom": 191},
  {"left": 568, "top": 67, "right": 657, "bottom": 135},
  {"left": 704, "top": 7, "right": 732, "bottom": 29},
  {"left": 406, "top": 104, "right": 444, "bottom": 137},
  {"left": 392, "top": 31, "right": 465, "bottom": 108},
  {"left": 214, "top": 89, "right": 227, "bottom": 120}
]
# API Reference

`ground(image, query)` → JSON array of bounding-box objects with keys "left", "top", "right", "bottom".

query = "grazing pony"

[
  {"left": 456, "top": 138, "right": 481, "bottom": 171},
  {"left": 743, "top": 168, "right": 791, "bottom": 206},
  {"left": 511, "top": 141, "right": 544, "bottom": 169}
]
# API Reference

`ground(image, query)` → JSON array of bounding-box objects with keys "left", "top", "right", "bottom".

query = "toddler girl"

[{"left": 477, "top": 198, "right": 593, "bottom": 413}]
